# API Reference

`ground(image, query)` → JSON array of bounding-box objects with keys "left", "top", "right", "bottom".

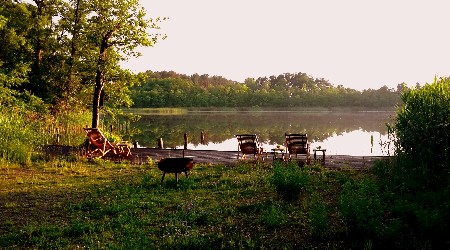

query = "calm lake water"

[{"left": 130, "top": 110, "right": 396, "bottom": 156}]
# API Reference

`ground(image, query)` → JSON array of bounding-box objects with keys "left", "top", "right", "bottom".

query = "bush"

[
  {"left": 269, "top": 161, "right": 309, "bottom": 202},
  {"left": 373, "top": 77, "right": 450, "bottom": 247},
  {"left": 393, "top": 77, "right": 450, "bottom": 172}
]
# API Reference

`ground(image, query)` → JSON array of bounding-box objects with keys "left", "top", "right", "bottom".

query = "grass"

[
  {"left": 0, "top": 157, "right": 449, "bottom": 249},
  {"left": 122, "top": 108, "right": 189, "bottom": 115}
]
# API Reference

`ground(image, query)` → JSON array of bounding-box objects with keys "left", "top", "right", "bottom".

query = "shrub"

[
  {"left": 373, "top": 77, "right": 450, "bottom": 247},
  {"left": 269, "top": 160, "right": 309, "bottom": 202},
  {"left": 393, "top": 77, "right": 450, "bottom": 172}
]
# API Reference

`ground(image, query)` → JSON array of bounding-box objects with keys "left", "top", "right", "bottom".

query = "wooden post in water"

[
  {"left": 201, "top": 130, "right": 205, "bottom": 145},
  {"left": 56, "top": 128, "right": 60, "bottom": 145},
  {"left": 183, "top": 133, "right": 188, "bottom": 157}
]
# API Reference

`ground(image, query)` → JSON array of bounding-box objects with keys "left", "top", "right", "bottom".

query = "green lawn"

[{"left": 0, "top": 157, "right": 448, "bottom": 249}]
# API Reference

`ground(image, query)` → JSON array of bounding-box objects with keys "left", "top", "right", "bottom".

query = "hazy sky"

[{"left": 122, "top": 0, "right": 450, "bottom": 90}]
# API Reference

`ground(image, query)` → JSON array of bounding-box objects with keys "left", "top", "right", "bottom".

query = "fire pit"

[{"left": 157, "top": 157, "right": 194, "bottom": 183}]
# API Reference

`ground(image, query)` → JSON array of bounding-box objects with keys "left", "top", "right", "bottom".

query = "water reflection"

[{"left": 131, "top": 111, "right": 395, "bottom": 156}]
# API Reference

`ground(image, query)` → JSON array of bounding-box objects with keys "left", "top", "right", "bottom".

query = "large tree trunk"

[
  {"left": 91, "top": 37, "right": 109, "bottom": 128},
  {"left": 91, "top": 26, "right": 117, "bottom": 128},
  {"left": 91, "top": 69, "right": 103, "bottom": 128}
]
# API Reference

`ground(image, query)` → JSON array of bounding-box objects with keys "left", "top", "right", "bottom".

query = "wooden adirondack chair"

[
  {"left": 284, "top": 133, "right": 310, "bottom": 164},
  {"left": 83, "top": 128, "right": 131, "bottom": 159},
  {"left": 235, "top": 134, "right": 264, "bottom": 160}
]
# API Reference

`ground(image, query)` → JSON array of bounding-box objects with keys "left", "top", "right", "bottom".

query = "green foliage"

[
  {"left": 269, "top": 160, "right": 310, "bottom": 202},
  {"left": 131, "top": 71, "right": 401, "bottom": 109},
  {"left": 372, "top": 154, "right": 439, "bottom": 194},
  {"left": 101, "top": 106, "right": 142, "bottom": 141},
  {"left": 0, "top": 108, "right": 44, "bottom": 165},
  {"left": 370, "top": 77, "right": 450, "bottom": 245},
  {"left": 146, "top": 157, "right": 157, "bottom": 168},
  {"left": 339, "top": 177, "right": 385, "bottom": 238},
  {"left": 309, "top": 192, "right": 329, "bottom": 237},
  {"left": 1, "top": 0, "right": 166, "bottom": 129},
  {"left": 372, "top": 158, "right": 450, "bottom": 245},
  {"left": 372, "top": 78, "right": 450, "bottom": 247},
  {"left": 0, "top": 1, "right": 33, "bottom": 89},
  {"left": 101, "top": 129, "right": 123, "bottom": 143},
  {"left": 52, "top": 111, "right": 91, "bottom": 146},
  {"left": 84, "top": 0, "right": 165, "bottom": 127},
  {"left": 261, "top": 202, "right": 287, "bottom": 228},
  {"left": 393, "top": 77, "right": 450, "bottom": 171},
  {"left": 3, "top": 159, "right": 450, "bottom": 248}
]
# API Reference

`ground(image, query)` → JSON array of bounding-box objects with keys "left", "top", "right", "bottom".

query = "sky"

[{"left": 121, "top": 0, "right": 450, "bottom": 90}]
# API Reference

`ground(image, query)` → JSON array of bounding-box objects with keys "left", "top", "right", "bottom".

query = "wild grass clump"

[
  {"left": 0, "top": 109, "right": 44, "bottom": 165},
  {"left": 309, "top": 192, "right": 329, "bottom": 237},
  {"left": 0, "top": 100, "right": 90, "bottom": 165},
  {"left": 269, "top": 160, "right": 309, "bottom": 202},
  {"left": 260, "top": 202, "right": 287, "bottom": 228},
  {"left": 339, "top": 177, "right": 384, "bottom": 238},
  {"left": 51, "top": 110, "right": 91, "bottom": 146}
]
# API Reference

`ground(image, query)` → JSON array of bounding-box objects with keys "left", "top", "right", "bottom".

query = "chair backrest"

[
  {"left": 235, "top": 134, "right": 259, "bottom": 154},
  {"left": 84, "top": 128, "right": 114, "bottom": 150},
  {"left": 285, "top": 133, "right": 308, "bottom": 154}
]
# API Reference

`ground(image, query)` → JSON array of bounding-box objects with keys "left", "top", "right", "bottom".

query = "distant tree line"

[{"left": 131, "top": 71, "right": 403, "bottom": 108}]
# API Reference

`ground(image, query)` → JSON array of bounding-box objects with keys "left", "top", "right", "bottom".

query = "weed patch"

[{"left": 269, "top": 161, "right": 309, "bottom": 202}]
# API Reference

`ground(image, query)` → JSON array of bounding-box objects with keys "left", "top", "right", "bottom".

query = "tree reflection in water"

[{"left": 130, "top": 111, "right": 395, "bottom": 156}]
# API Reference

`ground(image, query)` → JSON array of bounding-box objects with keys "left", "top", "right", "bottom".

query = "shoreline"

[
  {"left": 130, "top": 148, "right": 390, "bottom": 170},
  {"left": 44, "top": 145, "right": 390, "bottom": 170},
  {"left": 123, "top": 106, "right": 396, "bottom": 115}
]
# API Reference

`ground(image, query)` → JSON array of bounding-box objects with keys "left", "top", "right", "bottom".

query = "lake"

[{"left": 129, "top": 110, "right": 396, "bottom": 156}]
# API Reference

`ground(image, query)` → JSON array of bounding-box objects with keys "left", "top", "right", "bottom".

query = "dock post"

[
  {"left": 56, "top": 128, "right": 60, "bottom": 145},
  {"left": 183, "top": 133, "right": 188, "bottom": 157}
]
